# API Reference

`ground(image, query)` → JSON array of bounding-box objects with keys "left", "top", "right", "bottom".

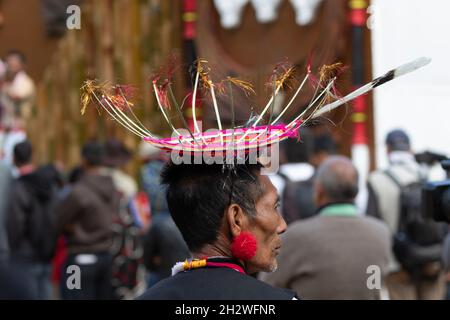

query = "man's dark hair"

[
  {"left": 68, "top": 166, "right": 84, "bottom": 184},
  {"left": 282, "top": 127, "right": 313, "bottom": 163},
  {"left": 6, "top": 50, "right": 26, "bottom": 64},
  {"left": 386, "top": 129, "right": 410, "bottom": 151},
  {"left": 161, "top": 162, "right": 264, "bottom": 252},
  {"left": 313, "top": 133, "right": 337, "bottom": 155},
  {"left": 81, "top": 141, "right": 104, "bottom": 167},
  {"left": 13, "top": 140, "right": 32, "bottom": 167}
]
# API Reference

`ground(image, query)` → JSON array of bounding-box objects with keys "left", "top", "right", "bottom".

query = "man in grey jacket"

[{"left": 260, "top": 156, "right": 390, "bottom": 299}]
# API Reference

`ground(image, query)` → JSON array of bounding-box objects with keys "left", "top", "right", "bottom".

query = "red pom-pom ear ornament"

[{"left": 230, "top": 232, "right": 257, "bottom": 261}]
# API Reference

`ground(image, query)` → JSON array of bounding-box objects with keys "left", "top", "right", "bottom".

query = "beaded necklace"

[{"left": 171, "top": 257, "right": 245, "bottom": 276}]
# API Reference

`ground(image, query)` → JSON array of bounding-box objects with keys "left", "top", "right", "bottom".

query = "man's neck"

[
  {"left": 84, "top": 166, "right": 102, "bottom": 175},
  {"left": 388, "top": 150, "right": 415, "bottom": 165},
  {"left": 192, "top": 243, "right": 231, "bottom": 260},
  {"left": 17, "top": 164, "right": 34, "bottom": 176}
]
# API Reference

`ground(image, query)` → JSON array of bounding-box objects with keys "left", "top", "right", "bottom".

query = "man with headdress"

[{"left": 137, "top": 160, "right": 296, "bottom": 300}]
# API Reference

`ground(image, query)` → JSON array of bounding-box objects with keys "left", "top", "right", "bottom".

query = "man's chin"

[
  {"left": 268, "top": 261, "right": 278, "bottom": 273},
  {"left": 260, "top": 260, "right": 278, "bottom": 273},
  {"left": 247, "top": 259, "right": 278, "bottom": 274}
]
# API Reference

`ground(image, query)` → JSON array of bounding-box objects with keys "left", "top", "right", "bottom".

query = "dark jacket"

[
  {"left": 143, "top": 212, "right": 190, "bottom": 277},
  {"left": 138, "top": 258, "right": 297, "bottom": 300},
  {"left": 7, "top": 166, "right": 59, "bottom": 261},
  {"left": 282, "top": 175, "right": 316, "bottom": 224},
  {"left": 56, "top": 174, "right": 119, "bottom": 254}
]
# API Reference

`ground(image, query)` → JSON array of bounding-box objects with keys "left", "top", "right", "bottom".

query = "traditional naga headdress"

[{"left": 80, "top": 57, "right": 430, "bottom": 154}]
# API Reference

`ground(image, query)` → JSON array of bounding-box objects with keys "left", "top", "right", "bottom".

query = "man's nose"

[{"left": 277, "top": 214, "right": 287, "bottom": 235}]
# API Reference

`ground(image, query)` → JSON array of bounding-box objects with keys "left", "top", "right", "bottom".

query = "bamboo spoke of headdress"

[
  {"left": 81, "top": 80, "right": 152, "bottom": 138},
  {"left": 101, "top": 93, "right": 155, "bottom": 137},
  {"left": 99, "top": 95, "right": 153, "bottom": 138},
  {"left": 287, "top": 77, "right": 337, "bottom": 128},
  {"left": 191, "top": 71, "right": 201, "bottom": 134},
  {"left": 263, "top": 78, "right": 336, "bottom": 142},
  {"left": 271, "top": 72, "right": 310, "bottom": 125},
  {"left": 237, "top": 82, "right": 284, "bottom": 143},
  {"left": 309, "top": 83, "right": 371, "bottom": 120},
  {"left": 249, "top": 73, "right": 311, "bottom": 143},
  {"left": 228, "top": 81, "right": 236, "bottom": 150},
  {"left": 168, "top": 85, "right": 200, "bottom": 147},
  {"left": 117, "top": 87, "right": 153, "bottom": 136},
  {"left": 91, "top": 93, "right": 145, "bottom": 138},
  {"left": 301, "top": 90, "right": 333, "bottom": 124},
  {"left": 249, "top": 79, "right": 277, "bottom": 143},
  {"left": 209, "top": 83, "right": 224, "bottom": 144},
  {"left": 238, "top": 65, "right": 294, "bottom": 144},
  {"left": 152, "top": 82, "right": 181, "bottom": 136},
  {"left": 196, "top": 59, "right": 226, "bottom": 144}
]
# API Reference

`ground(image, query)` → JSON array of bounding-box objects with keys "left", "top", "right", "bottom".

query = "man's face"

[
  {"left": 246, "top": 175, "right": 287, "bottom": 274},
  {"left": 6, "top": 55, "right": 23, "bottom": 76}
]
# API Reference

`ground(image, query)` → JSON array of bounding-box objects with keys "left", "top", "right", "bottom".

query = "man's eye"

[{"left": 275, "top": 203, "right": 280, "bottom": 210}]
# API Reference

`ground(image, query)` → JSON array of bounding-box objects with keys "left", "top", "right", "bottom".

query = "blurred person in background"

[
  {"left": 269, "top": 127, "right": 314, "bottom": 196},
  {"left": 51, "top": 166, "right": 84, "bottom": 299},
  {"left": 0, "top": 58, "right": 5, "bottom": 120},
  {"left": 0, "top": 50, "right": 35, "bottom": 128},
  {"left": 269, "top": 127, "right": 314, "bottom": 224},
  {"left": 367, "top": 129, "right": 447, "bottom": 299},
  {"left": 139, "top": 140, "right": 169, "bottom": 217},
  {"left": 6, "top": 141, "right": 60, "bottom": 299},
  {"left": 260, "top": 156, "right": 390, "bottom": 299},
  {"left": 0, "top": 121, "right": 26, "bottom": 167},
  {"left": 56, "top": 141, "right": 119, "bottom": 300},
  {"left": 0, "top": 160, "right": 12, "bottom": 262},
  {"left": 101, "top": 138, "right": 137, "bottom": 200},
  {"left": 282, "top": 132, "right": 337, "bottom": 223},
  {"left": 142, "top": 210, "right": 190, "bottom": 288},
  {"left": 101, "top": 138, "right": 150, "bottom": 299},
  {"left": 0, "top": 160, "right": 13, "bottom": 300},
  {"left": 443, "top": 230, "right": 450, "bottom": 300},
  {"left": 138, "top": 141, "right": 189, "bottom": 288},
  {"left": 310, "top": 132, "right": 338, "bottom": 169}
]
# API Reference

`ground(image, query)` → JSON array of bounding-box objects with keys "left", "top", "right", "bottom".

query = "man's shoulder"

[
  {"left": 369, "top": 163, "right": 421, "bottom": 183},
  {"left": 137, "top": 268, "right": 296, "bottom": 300},
  {"left": 357, "top": 215, "right": 390, "bottom": 234},
  {"left": 281, "top": 217, "right": 324, "bottom": 243},
  {"left": 287, "top": 213, "right": 388, "bottom": 233},
  {"left": 287, "top": 215, "right": 324, "bottom": 230},
  {"left": 368, "top": 168, "right": 390, "bottom": 183}
]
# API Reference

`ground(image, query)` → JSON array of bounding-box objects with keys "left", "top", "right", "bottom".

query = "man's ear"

[{"left": 225, "top": 204, "right": 248, "bottom": 238}]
